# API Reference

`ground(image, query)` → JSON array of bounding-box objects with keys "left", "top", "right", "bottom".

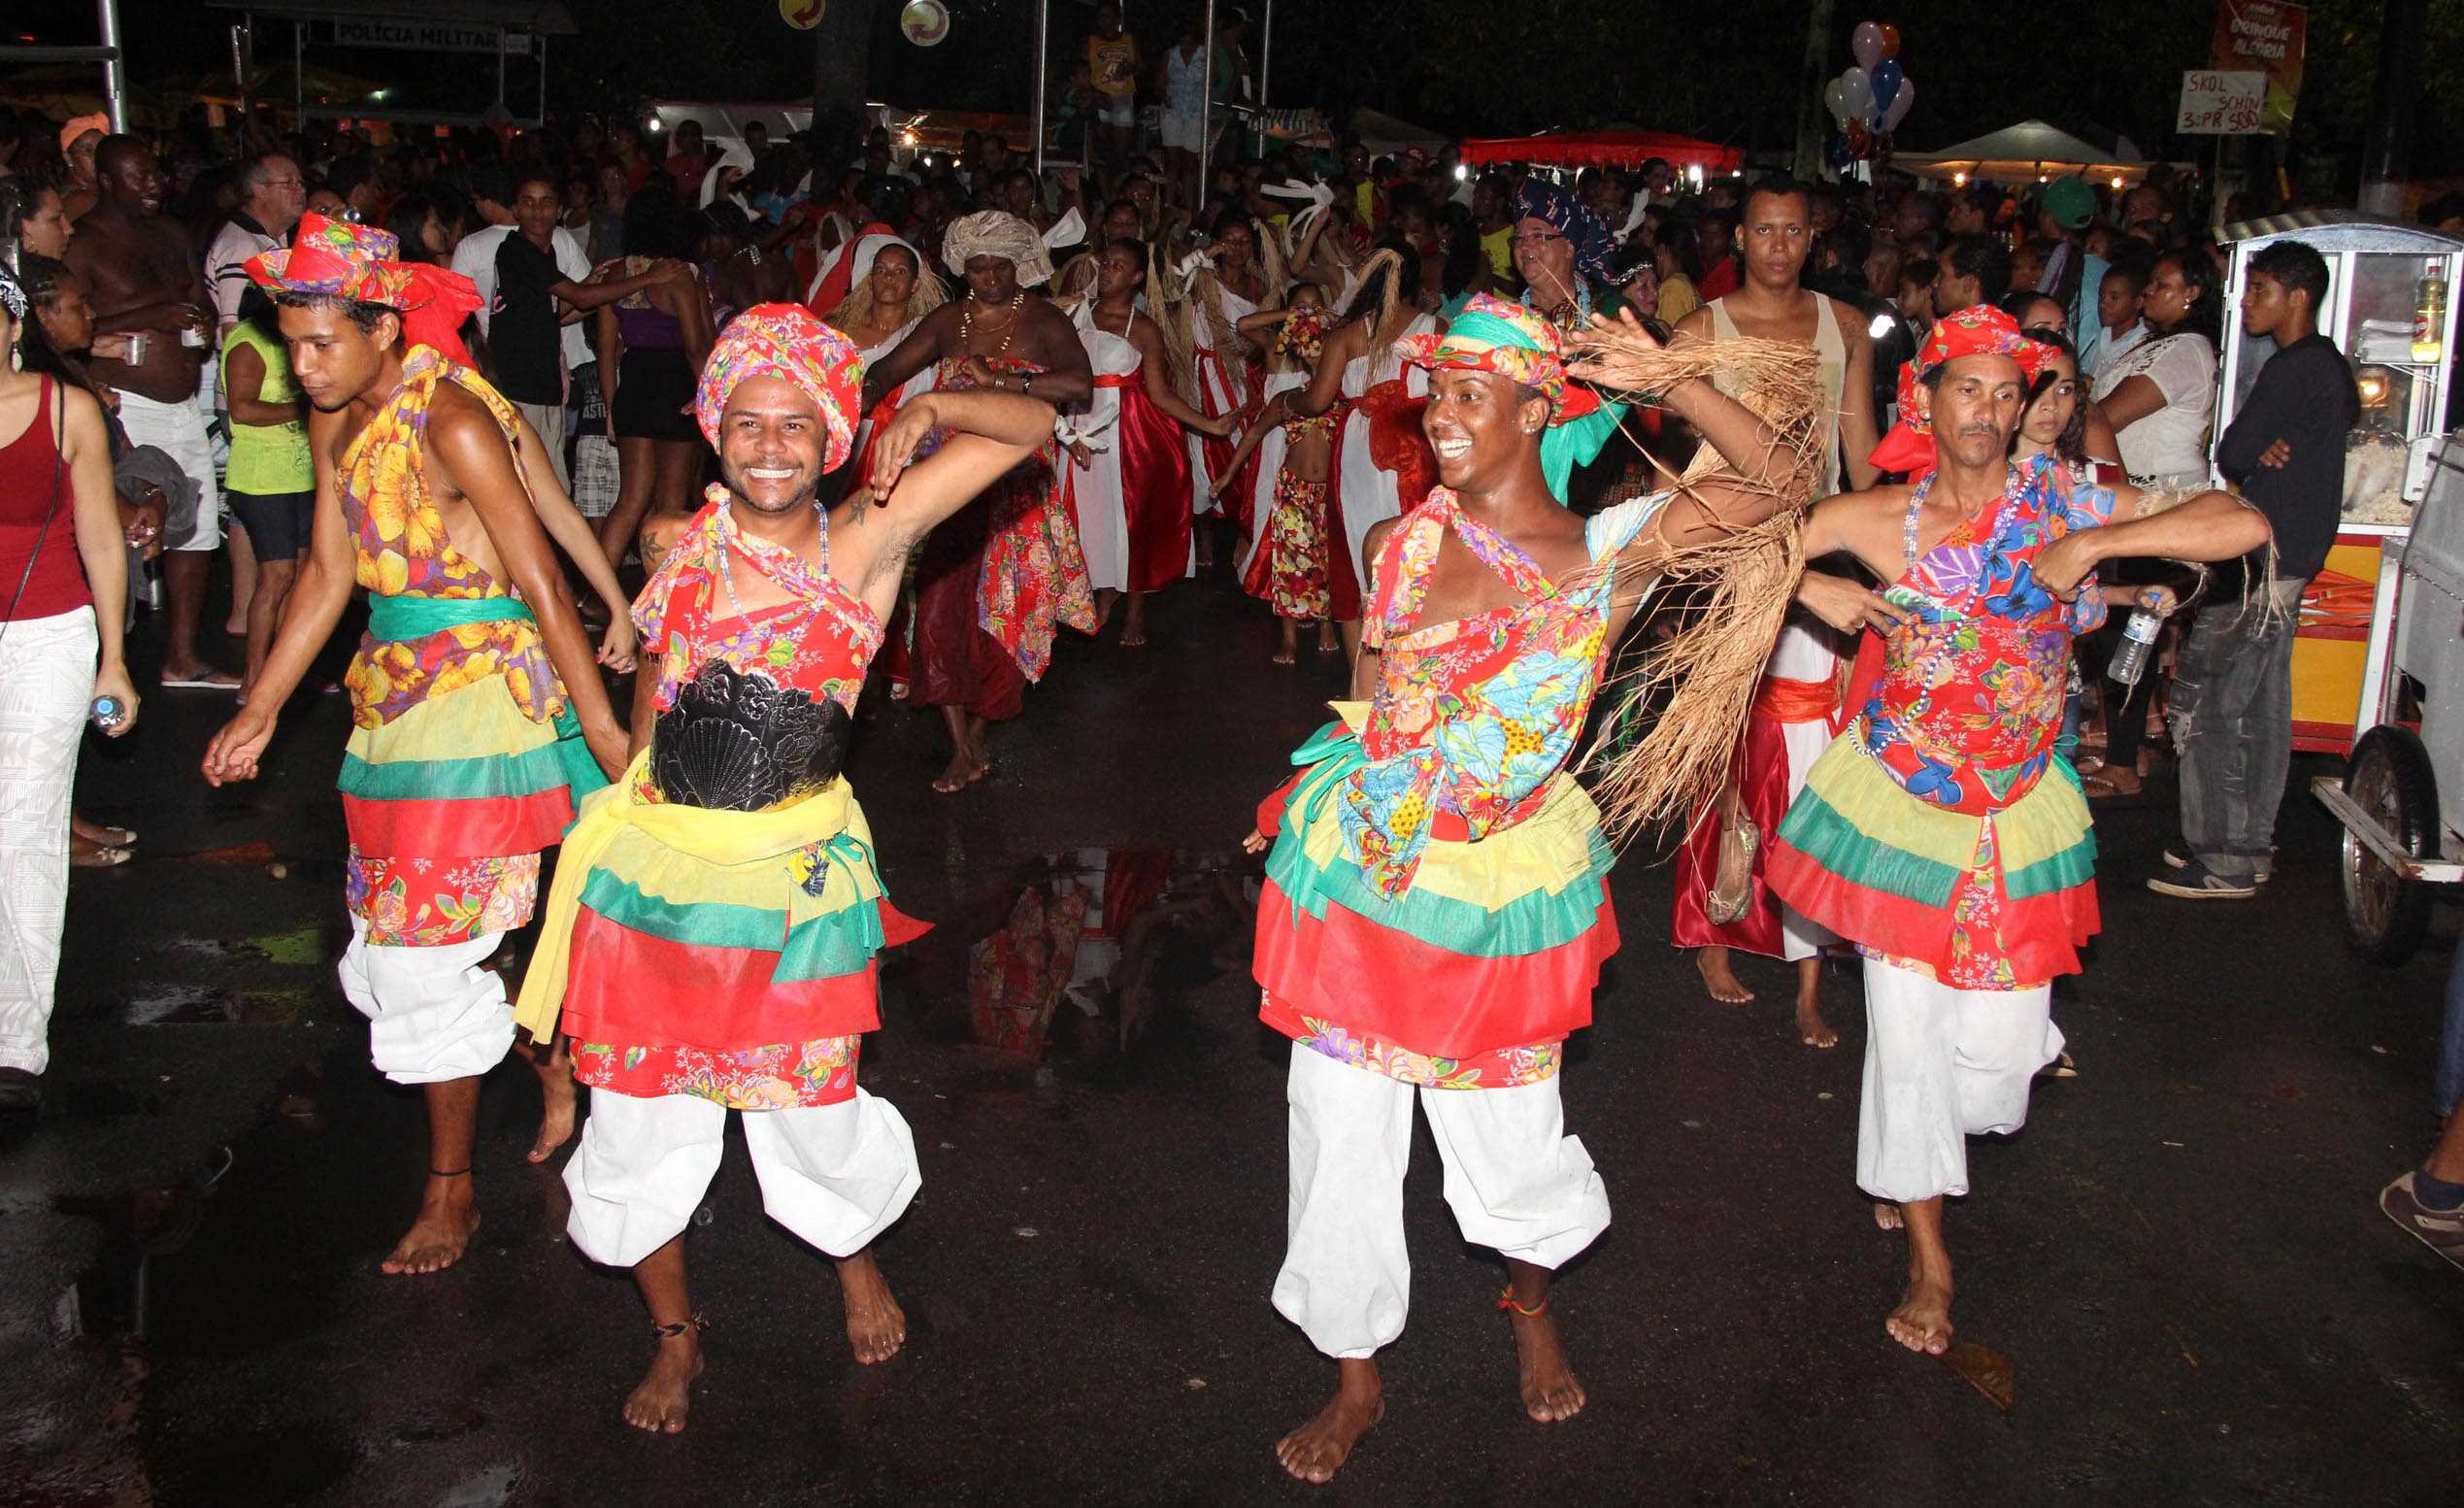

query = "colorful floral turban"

[
  {"left": 1397, "top": 292, "right": 1621, "bottom": 502},
  {"left": 1512, "top": 178, "right": 1632, "bottom": 290},
  {"left": 692, "top": 303, "right": 867, "bottom": 472},
  {"left": 1868, "top": 303, "right": 2051, "bottom": 480},
  {"left": 943, "top": 210, "right": 1053, "bottom": 288},
  {"left": 245, "top": 213, "right": 414, "bottom": 306}
]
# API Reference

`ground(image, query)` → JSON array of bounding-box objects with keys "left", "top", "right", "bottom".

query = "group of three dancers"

[{"left": 202, "top": 205, "right": 2269, "bottom": 1478}]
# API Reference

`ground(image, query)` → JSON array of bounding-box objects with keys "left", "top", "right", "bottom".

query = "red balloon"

[{"left": 1879, "top": 22, "right": 1901, "bottom": 58}]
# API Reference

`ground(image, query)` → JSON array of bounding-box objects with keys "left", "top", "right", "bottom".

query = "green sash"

[{"left": 365, "top": 593, "right": 611, "bottom": 803}]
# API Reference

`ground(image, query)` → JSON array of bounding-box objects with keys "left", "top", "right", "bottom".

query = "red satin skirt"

[{"left": 1116, "top": 381, "right": 1194, "bottom": 592}]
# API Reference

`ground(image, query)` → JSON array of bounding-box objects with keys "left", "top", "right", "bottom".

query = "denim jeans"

[{"left": 2169, "top": 582, "right": 2305, "bottom": 883}]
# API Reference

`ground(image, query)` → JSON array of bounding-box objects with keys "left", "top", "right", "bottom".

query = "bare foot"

[
  {"left": 1695, "top": 948, "right": 1755, "bottom": 1004},
  {"left": 837, "top": 1252, "right": 907, "bottom": 1364},
  {"left": 1121, "top": 599, "right": 1149, "bottom": 648},
  {"left": 527, "top": 1042, "right": 577, "bottom": 1163},
  {"left": 1886, "top": 1270, "right": 1955, "bottom": 1356},
  {"left": 1874, "top": 1200, "right": 1905, "bottom": 1230},
  {"left": 1507, "top": 1306, "right": 1587, "bottom": 1423},
  {"left": 623, "top": 1332, "right": 705, "bottom": 1434},
  {"left": 931, "top": 750, "right": 987, "bottom": 794},
  {"left": 1795, "top": 992, "right": 1839, "bottom": 1050},
  {"left": 381, "top": 1179, "right": 480, "bottom": 1274},
  {"left": 1276, "top": 1368, "right": 1383, "bottom": 1484},
  {"left": 1271, "top": 649, "right": 1297, "bottom": 666}
]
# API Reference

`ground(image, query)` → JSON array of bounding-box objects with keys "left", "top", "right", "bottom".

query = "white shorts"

[
  {"left": 1856, "top": 959, "right": 2063, "bottom": 1203},
  {"left": 1159, "top": 110, "right": 1204, "bottom": 151},
  {"left": 1097, "top": 94, "right": 1136, "bottom": 128},
  {"left": 1274, "top": 1043, "right": 1611, "bottom": 1358},
  {"left": 564, "top": 1087, "right": 922, "bottom": 1266},
  {"left": 336, "top": 918, "right": 515, "bottom": 1085},
  {"left": 116, "top": 390, "right": 222, "bottom": 552}
]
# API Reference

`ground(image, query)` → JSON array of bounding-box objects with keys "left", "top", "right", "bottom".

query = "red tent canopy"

[{"left": 1459, "top": 130, "right": 1743, "bottom": 174}]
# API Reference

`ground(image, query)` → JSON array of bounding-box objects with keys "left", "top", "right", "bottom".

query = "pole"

[
  {"left": 496, "top": 25, "right": 508, "bottom": 119},
  {"left": 234, "top": 18, "right": 250, "bottom": 142},
  {"left": 2358, "top": 0, "right": 2426, "bottom": 218},
  {"left": 294, "top": 21, "right": 303, "bottom": 117},
  {"left": 538, "top": 34, "right": 548, "bottom": 126},
  {"left": 95, "top": 0, "right": 127, "bottom": 133},
  {"left": 1196, "top": 0, "right": 1215, "bottom": 207},
  {"left": 1788, "top": 0, "right": 1836, "bottom": 180},
  {"left": 1032, "top": 0, "right": 1049, "bottom": 176},
  {"left": 1259, "top": 0, "right": 1272, "bottom": 110}
]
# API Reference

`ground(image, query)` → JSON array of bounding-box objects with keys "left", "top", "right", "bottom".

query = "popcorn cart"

[
  {"left": 2313, "top": 436, "right": 2464, "bottom": 963},
  {"left": 2214, "top": 210, "right": 2464, "bottom": 757}
]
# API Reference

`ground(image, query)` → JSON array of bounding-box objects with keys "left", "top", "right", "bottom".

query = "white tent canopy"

[
  {"left": 1894, "top": 118, "right": 2149, "bottom": 186},
  {"left": 1349, "top": 108, "right": 1448, "bottom": 161}
]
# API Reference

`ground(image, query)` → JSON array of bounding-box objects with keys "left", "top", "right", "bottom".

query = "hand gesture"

[
  {"left": 1563, "top": 306, "right": 1664, "bottom": 389},
  {"left": 1796, "top": 570, "right": 1910, "bottom": 635},
  {"left": 596, "top": 611, "right": 639, "bottom": 673},
  {"left": 866, "top": 396, "right": 941, "bottom": 499},
  {"left": 202, "top": 710, "right": 275, "bottom": 785}
]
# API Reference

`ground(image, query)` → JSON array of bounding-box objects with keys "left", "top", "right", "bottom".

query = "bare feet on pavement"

[
  {"left": 381, "top": 1177, "right": 481, "bottom": 1274},
  {"left": 623, "top": 1332, "right": 704, "bottom": 1433},
  {"left": 837, "top": 1252, "right": 907, "bottom": 1363},
  {"left": 1873, "top": 1200, "right": 1904, "bottom": 1230},
  {"left": 1508, "top": 1305, "right": 1587, "bottom": 1423},
  {"left": 1796, "top": 991, "right": 1839, "bottom": 1050},
  {"left": 1696, "top": 947, "right": 1754, "bottom": 1003},
  {"left": 1886, "top": 1269, "right": 1955, "bottom": 1356},
  {"left": 1276, "top": 1365, "right": 1383, "bottom": 1484},
  {"left": 527, "top": 1041, "right": 577, "bottom": 1162},
  {"left": 932, "top": 749, "right": 989, "bottom": 794}
]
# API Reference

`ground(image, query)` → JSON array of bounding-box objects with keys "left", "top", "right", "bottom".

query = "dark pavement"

[{"left": 4, "top": 566, "right": 2458, "bottom": 1508}]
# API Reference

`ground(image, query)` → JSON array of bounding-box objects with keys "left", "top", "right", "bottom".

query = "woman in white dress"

[
  {"left": 1064, "top": 241, "right": 1232, "bottom": 646},
  {"left": 1172, "top": 217, "right": 1282, "bottom": 564}
]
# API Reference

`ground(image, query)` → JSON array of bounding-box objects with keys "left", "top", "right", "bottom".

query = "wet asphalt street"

[{"left": 3, "top": 564, "right": 2458, "bottom": 1508}]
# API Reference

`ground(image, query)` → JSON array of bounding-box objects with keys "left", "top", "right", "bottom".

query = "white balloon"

[
  {"left": 1840, "top": 67, "right": 1875, "bottom": 116},
  {"left": 1824, "top": 79, "right": 1851, "bottom": 124}
]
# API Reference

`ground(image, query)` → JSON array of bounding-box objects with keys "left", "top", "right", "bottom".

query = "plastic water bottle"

[
  {"left": 90, "top": 695, "right": 127, "bottom": 730},
  {"left": 2107, "top": 609, "right": 2161, "bottom": 687}
]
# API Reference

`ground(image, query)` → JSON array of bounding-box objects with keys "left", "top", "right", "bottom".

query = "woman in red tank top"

[{"left": 0, "top": 275, "right": 140, "bottom": 1111}]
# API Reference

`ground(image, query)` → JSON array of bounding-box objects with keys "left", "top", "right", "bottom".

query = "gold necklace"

[{"left": 959, "top": 290, "right": 1028, "bottom": 356}]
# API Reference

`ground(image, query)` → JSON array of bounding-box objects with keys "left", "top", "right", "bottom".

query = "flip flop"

[{"left": 161, "top": 673, "right": 242, "bottom": 690}]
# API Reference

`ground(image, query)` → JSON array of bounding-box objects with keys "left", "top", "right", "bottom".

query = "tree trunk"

[
  {"left": 1791, "top": 0, "right": 1837, "bottom": 181},
  {"left": 813, "top": 0, "right": 886, "bottom": 114}
]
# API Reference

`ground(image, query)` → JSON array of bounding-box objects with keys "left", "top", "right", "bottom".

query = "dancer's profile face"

[
  {"left": 1423, "top": 368, "right": 1545, "bottom": 493},
  {"left": 717, "top": 375, "right": 828, "bottom": 514}
]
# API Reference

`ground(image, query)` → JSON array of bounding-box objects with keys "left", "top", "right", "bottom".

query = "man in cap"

[
  {"left": 2033, "top": 176, "right": 2110, "bottom": 371},
  {"left": 202, "top": 215, "right": 629, "bottom": 1276},
  {"left": 1770, "top": 306, "right": 2272, "bottom": 1358},
  {"left": 1249, "top": 296, "right": 1822, "bottom": 1482},
  {"left": 860, "top": 210, "right": 1094, "bottom": 792},
  {"left": 517, "top": 304, "right": 1059, "bottom": 1430}
]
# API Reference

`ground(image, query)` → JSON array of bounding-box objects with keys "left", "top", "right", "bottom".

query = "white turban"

[{"left": 943, "top": 210, "right": 1052, "bottom": 288}]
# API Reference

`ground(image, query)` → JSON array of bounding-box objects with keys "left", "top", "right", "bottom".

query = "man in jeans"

[{"left": 2154, "top": 241, "right": 2357, "bottom": 899}]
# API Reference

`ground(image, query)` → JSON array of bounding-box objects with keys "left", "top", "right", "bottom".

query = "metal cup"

[
  {"left": 180, "top": 323, "right": 208, "bottom": 349},
  {"left": 123, "top": 332, "right": 148, "bottom": 364}
]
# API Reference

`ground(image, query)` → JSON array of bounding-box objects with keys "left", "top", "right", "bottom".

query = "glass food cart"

[{"left": 2213, "top": 210, "right": 2464, "bottom": 754}]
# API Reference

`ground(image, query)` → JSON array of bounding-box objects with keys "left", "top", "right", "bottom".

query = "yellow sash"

[{"left": 511, "top": 752, "right": 856, "bottom": 1045}]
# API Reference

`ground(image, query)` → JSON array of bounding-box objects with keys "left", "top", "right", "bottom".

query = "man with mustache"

[{"left": 1769, "top": 305, "right": 2273, "bottom": 1360}]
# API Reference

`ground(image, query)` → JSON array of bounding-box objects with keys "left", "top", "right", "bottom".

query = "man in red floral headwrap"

[
  {"left": 202, "top": 213, "right": 631, "bottom": 1279},
  {"left": 1772, "top": 304, "right": 2271, "bottom": 1360},
  {"left": 516, "top": 303, "right": 1062, "bottom": 1432}
]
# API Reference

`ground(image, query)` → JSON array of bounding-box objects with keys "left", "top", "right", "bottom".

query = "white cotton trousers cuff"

[
  {"left": 563, "top": 1087, "right": 922, "bottom": 1268},
  {"left": 335, "top": 918, "right": 514, "bottom": 1084},
  {"left": 0, "top": 608, "right": 99, "bottom": 1075},
  {"left": 116, "top": 390, "right": 223, "bottom": 552},
  {"left": 1273, "top": 1043, "right": 1611, "bottom": 1359},
  {"left": 1856, "top": 959, "right": 2062, "bottom": 1203}
]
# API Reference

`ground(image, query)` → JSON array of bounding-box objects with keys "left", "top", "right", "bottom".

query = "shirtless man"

[
  {"left": 1672, "top": 175, "right": 1879, "bottom": 1023},
  {"left": 859, "top": 211, "right": 1093, "bottom": 792},
  {"left": 68, "top": 137, "right": 234, "bottom": 688},
  {"left": 204, "top": 217, "right": 626, "bottom": 1275}
]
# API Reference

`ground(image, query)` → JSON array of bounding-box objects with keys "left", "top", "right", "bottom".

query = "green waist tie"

[{"left": 364, "top": 592, "right": 610, "bottom": 806}]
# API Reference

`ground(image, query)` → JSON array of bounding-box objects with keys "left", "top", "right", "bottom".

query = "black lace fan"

[{"left": 650, "top": 660, "right": 852, "bottom": 812}]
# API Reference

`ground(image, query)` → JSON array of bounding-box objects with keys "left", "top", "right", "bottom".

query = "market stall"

[{"left": 2211, "top": 209, "right": 2464, "bottom": 754}]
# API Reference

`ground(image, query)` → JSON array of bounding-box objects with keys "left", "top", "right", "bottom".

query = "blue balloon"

[{"left": 1873, "top": 57, "right": 1906, "bottom": 111}]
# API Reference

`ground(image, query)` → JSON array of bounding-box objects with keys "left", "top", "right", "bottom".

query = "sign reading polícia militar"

[
  {"left": 2211, "top": 0, "right": 2307, "bottom": 136},
  {"left": 333, "top": 17, "right": 534, "bottom": 54},
  {"left": 2177, "top": 70, "right": 2266, "bottom": 135}
]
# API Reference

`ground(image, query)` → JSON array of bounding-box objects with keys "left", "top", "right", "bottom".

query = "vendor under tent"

[
  {"left": 1460, "top": 129, "right": 1743, "bottom": 175},
  {"left": 1892, "top": 118, "right": 2148, "bottom": 187}
]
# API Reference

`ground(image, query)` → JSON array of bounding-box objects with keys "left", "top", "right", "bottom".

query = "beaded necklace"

[{"left": 958, "top": 290, "right": 1029, "bottom": 356}]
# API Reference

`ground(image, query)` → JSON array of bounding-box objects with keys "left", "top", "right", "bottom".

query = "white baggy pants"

[
  {"left": 0, "top": 608, "right": 98, "bottom": 1075},
  {"left": 1857, "top": 958, "right": 2063, "bottom": 1203},
  {"left": 1275, "top": 1043, "right": 1612, "bottom": 1358},
  {"left": 335, "top": 917, "right": 515, "bottom": 1084},
  {"left": 563, "top": 1088, "right": 922, "bottom": 1267}
]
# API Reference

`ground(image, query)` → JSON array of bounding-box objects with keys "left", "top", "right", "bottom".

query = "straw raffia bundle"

[{"left": 1560, "top": 324, "right": 1826, "bottom": 840}]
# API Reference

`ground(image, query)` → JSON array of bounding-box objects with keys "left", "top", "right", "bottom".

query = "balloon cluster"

[{"left": 1824, "top": 19, "right": 1914, "bottom": 165}]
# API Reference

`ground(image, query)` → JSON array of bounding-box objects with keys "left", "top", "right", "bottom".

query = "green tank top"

[{"left": 220, "top": 321, "right": 314, "bottom": 494}]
